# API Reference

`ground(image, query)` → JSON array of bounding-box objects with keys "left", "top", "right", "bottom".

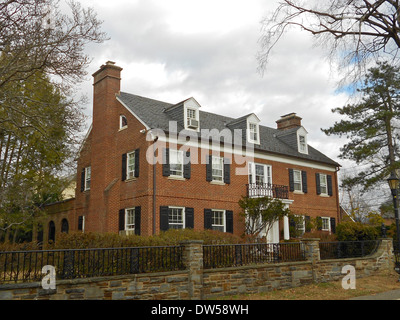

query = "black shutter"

[
  {"left": 288, "top": 169, "right": 294, "bottom": 192},
  {"left": 160, "top": 206, "right": 169, "bottom": 231},
  {"left": 226, "top": 211, "right": 233, "bottom": 234},
  {"left": 206, "top": 155, "right": 212, "bottom": 181},
  {"left": 119, "top": 209, "right": 125, "bottom": 231},
  {"left": 330, "top": 217, "right": 336, "bottom": 234},
  {"left": 134, "top": 149, "right": 140, "bottom": 178},
  {"left": 184, "top": 151, "right": 191, "bottom": 179},
  {"left": 302, "top": 171, "right": 308, "bottom": 193},
  {"left": 315, "top": 173, "right": 321, "bottom": 195},
  {"left": 316, "top": 216, "right": 322, "bottom": 231},
  {"left": 135, "top": 206, "right": 141, "bottom": 235},
  {"left": 305, "top": 216, "right": 311, "bottom": 232},
  {"left": 78, "top": 216, "right": 84, "bottom": 231},
  {"left": 223, "top": 158, "right": 231, "bottom": 184},
  {"left": 80, "top": 168, "right": 85, "bottom": 192},
  {"left": 162, "top": 149, "right": 170, "bottom": 177},
  {"left": 204, "top": 209, "right": 212, "bottom": 229},
  {"left": 185, "top": 207, "right": 194, "bottom": 229},
  {"left": 327, "top": 175, "right": 333, "bottom": 196},
  {"left": 122, "top": 153, "right": 127, "bottom": 181}
]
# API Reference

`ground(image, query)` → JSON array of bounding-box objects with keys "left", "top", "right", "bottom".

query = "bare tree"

[
  {"left": 0, "top": 0, "right": 108, "bottom": 91},
  {"left": 259, "top": 0, "right": 400, "bottom": 83}
]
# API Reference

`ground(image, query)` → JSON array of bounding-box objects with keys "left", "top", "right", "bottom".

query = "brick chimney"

[
  {"left": 276, "top": 113, "right": 302, "bottom": 130},
  {"left": 89, "top": 61, "right": 123, "bottom": 233}
]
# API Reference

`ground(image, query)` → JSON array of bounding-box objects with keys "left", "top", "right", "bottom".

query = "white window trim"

[
  {"left": 293, "top": 169, "right": 303, "bottom": 192},
  {"left": 297, "top": 127, "right": 308, "bottom": 154},
  {"left": 119, "top": 115, "right": 128, "bottom": 130},
  {"left": 127, "top": 151, "right": 136, "bottom": 179},
  {"left": 321, "top": 216, "right": 331, "bottom": 232},
  {"left": 248, "top": 162, "right": 272, "bottom": 185},
  {"left": 169, "top": 149, "right": 184, "bottom": 178},
  {"left": 168, "top": 206, "right": 185, "bottom": 229},
  {"left": 211, "top": 156, "right": 224, "bottom": 182},
  {"left": 319, "top": 173, "right": 328, "bottom": 195},
  {"left": 295, "top": 215, "right": 305, "bottom": 235},
  {"left": 183, "top": 99, "right": 200, "bottom": 132},
  {"left": 247, "top": 121, "right": 260, "bottom": 144},
  {"left": 84, "top": 166, "right": 91, "bottom": 191},
  {"left": 125, "top": 208, "right": 136, "bottom": 231},
  {"left": 211, "top": 209, "right": 226, "bottom": 232}
]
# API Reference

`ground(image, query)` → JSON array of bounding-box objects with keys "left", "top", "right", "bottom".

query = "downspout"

[
  {"left": 152, "top": 135, "right": 158, "bottom": 235},
  {"left": 335, "top": 166, "right": 341, "bottom": 223}
]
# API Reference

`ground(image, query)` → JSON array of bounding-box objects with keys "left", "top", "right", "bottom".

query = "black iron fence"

[
  {"left": 203, "top": 242, "right": 306, "bottom": 269},
  {"left": 246, "top": 183, "right": 289, "bottom": 199},
  {"left": 0, "top": 246, "right": 184, "bottom": 284},
  {"left": 319, "top": 240, "right": 381, "bottom": 260}
]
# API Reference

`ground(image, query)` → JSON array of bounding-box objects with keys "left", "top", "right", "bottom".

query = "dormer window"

[
  {"left": 246, "top": 114, "right": 260, "bottom": 144},
  {"left": 120, "top": 115, "right": 128, "bottom": 129},
  {"left": 296, "top": 127, "right": 308, "bottom": 154},
  {"left": 186, "top": 108, "right": 198, "bottom": 129},
  {"left": 183, "top": 98, "right": 201, "bottom": 131}
]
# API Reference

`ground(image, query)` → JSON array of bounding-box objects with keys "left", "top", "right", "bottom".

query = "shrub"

[
  {"left": 335, "top": 221, "right": 379, "bottom": 241},
  {"left": 48, "top": 229, "right": 244, "bottom": 250}
]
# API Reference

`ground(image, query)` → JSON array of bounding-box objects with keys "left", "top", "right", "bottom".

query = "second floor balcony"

[{"left": 246, "top": 183, "right": 289, "bottom": 199}]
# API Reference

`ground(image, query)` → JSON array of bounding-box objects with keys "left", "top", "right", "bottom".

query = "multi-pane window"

[
  {"left": 319, "top": 174, "right": 328, "bottom": 195},
  {"left": 299, "top": 135, "right": 307, "bottom": 153},
  {"left": 85, "top": 167, "right": 91, "bottom": 190},
  {"left": 170, "top": 149, "right": 184, "bottom": 177},
  {"left": 249, "top": 123, "right": 258, "bottom": 142},
  {"left": 321, "top": 217, "right": 330, "bottom": 231},
  {"left": 212, "top": 156, "right": 224, "bottom": 182},
  {"left": 169, "top": 207, "right": 184, "bottom": 229},
  {"left": 212, "top": 210, "right": 225, "bottom": 232},
  {"left": 125, "top": 208, "right": 136, "bottom": 230},
  {"left": 293, "top": 170, "right": 302, "bottom": 191},
  {"left": 249, "top": 163, "right": 272, "bottom": 185},
  {"left": 127, "top": 151, "right": 135, "bottom": 179},
  {"left": 187, "top": 108, "right": 196, "bottom": 124}
]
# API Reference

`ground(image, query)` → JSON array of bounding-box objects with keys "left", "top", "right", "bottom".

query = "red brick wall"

[{"left": 45, "top": 62, "right": 340, "bottom": 240}]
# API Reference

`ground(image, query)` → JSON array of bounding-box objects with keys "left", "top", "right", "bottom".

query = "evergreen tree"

[{"left": 322, "top": 61, "right": 400, "bottom": 190}]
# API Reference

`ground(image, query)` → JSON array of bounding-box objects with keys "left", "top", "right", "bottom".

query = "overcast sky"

[{"left": 75, "top": 0, "right": 354, "bottom": 174}]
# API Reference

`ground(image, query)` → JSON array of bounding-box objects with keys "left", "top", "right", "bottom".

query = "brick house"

[{"left": 44, "top": 61, "right": 341, "bottom": 243}]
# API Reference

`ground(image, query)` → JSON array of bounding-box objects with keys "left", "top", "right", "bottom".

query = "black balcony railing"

[{"left": 246, "top": 183, "right": 289, "bottom": 199}]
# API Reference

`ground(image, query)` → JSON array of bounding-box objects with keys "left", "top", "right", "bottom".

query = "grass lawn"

[{"left": 217, "top": 271, "right": 400, "bottom": 300}]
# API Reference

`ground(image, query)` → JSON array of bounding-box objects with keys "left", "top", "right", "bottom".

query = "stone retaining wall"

[{"left": 0, "top": 238, "right": 394, "bottom": 300}]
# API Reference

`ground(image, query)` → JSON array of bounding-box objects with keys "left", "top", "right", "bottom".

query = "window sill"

[
  {"left": 168, "top": 176, "right": 186, "bottom": 181},
  {"left": 118, "top": 126, "right": 128, "bottom": 132},
  {"left": 293, "top": 190, "right": 304, "bottom": 195},
  {"left": 319, "top": 194, "right": 330, "bottom": 198},
  {"left": 210, "top": 180, "right": 225, "bottom": 186},
  {"left": 125, "top": 177, "right": 137, "bottom": 182}
]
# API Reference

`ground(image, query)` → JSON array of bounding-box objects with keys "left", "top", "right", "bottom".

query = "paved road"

[{"left": 350, "top": 289, "right": 400, "bottom": 300}]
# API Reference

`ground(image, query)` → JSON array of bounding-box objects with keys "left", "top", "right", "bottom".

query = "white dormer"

[
  {"left": 183, "top": 97, "right": 201, "bottom": 132},
  {"left": 297, "top": 127, "right": 308, "bottom": 154},
  {"left": 246, "top": 114, "right": 260, "bottom": 145}
]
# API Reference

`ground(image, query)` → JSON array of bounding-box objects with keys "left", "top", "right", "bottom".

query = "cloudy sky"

[{"left": 75, "top": 0, "right": 353, "bottom": 173}]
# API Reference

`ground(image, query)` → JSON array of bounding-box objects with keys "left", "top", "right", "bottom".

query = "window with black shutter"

[
  {"left": 183, "top": 151, "right": 191, "bottom": 179},
  {"left": 204, "top": 209, "right": 212, "bottom": 229},
  {"left": 206, "top": 155, "right": 212, "bottom": 181},
  {"left": 226, "top": 210, "right": 233, "bottom": 234},
  {"left": 185, "top": 207, "right": 194, "bottom": 229},
  {"left": 160, "top": 206, "right": 169, "bottom": 231},
  {"left": 301, "top": 171, "right": 308, "bottom": 193},
  {"left": 223, "top": 158, "right": 231, "bottom": 184},
  {"left": 288, "top": 169, "right": 294, "bottom": 192},
  {"left": 162, "top": 149, "right": 170, "bottom": 177}
]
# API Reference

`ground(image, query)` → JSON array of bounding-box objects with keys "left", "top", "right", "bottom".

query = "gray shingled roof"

[{"left": 118, "top": 92, "right": 340, "bottom": 167}]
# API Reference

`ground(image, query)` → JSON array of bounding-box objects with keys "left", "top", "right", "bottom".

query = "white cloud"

[{"left": 77, "top": 0, "right": 351, "bottom": 166}]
